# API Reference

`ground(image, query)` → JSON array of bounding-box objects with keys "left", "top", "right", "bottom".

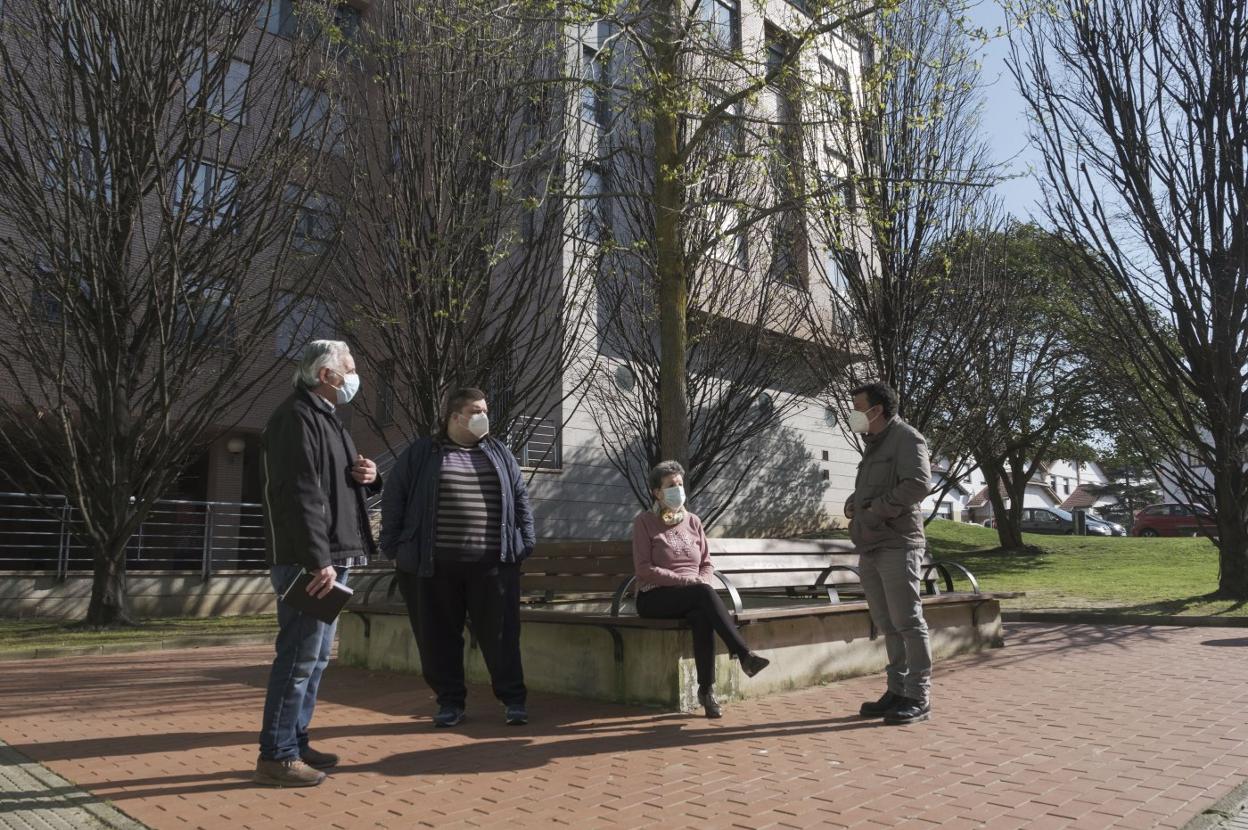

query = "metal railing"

[{"left": 0, "top": 491, "right": 268, "bottom": 578}]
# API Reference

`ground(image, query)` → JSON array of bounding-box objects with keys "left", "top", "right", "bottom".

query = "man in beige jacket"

[{"left": 843, "top": 382, "right": 933, "bottom": 725}]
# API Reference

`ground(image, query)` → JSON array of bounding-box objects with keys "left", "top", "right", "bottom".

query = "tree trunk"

[
  {"left": 85, "top": 539, "right": 133, "bottom": 627},
  {"left": 1215, "top": 466, "right": 1248, "bottom": 599},
  {"left": 653, "top": 1, "right": 689, "bottom": 468}
]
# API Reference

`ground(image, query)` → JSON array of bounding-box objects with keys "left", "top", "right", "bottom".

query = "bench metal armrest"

[
  {"left": 610, "top": 572, "right": 744, "bottom": 617},
  {"left": 814, "top": 564, "right": 861, "bottom": 603},
  {"left": 921, "top": 561, "right": 981, "bottom": 595}
]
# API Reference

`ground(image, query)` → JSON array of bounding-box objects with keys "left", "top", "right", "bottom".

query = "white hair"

[{"left": 291, "top": 340, "right": 351, "bottom": 389}]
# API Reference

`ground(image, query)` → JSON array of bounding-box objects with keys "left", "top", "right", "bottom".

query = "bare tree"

[
  {"left": 329, "top": 0, "right": 601, "bottom": 460},
  {"left": 1010, "top": 0, "right": 1248, "bottom": 593},
  {"left": 0, "top": 0, "right": 339, "bottom": 625},
  {"left": 556, "top": 0, "right": 894, "bottom": 482},
  {"left": 803, "top": 0, "right": 1005, "bottom": 516},
  {"left": 588, "top": 75, "right": 821, "bottom": 524}
]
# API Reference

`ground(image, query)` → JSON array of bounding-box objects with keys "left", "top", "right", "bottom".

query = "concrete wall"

[
  {"left": 0, "top": 571, "right": 279, "bottom": 619},
  {"left": 527, "top": 391, "right": 859, "bottom": 541},
  {"left": 339, "top": 598, "right": 1003, "bottom": 711}
]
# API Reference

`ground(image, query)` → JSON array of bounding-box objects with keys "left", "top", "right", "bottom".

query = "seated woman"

[{"left": 631, "top": 460, "right": 770, "bottom": 718}]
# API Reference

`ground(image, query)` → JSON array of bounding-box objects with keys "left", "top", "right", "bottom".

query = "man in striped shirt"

[{"left": 382, "top": 388, "right": 536, "bottom": 727}]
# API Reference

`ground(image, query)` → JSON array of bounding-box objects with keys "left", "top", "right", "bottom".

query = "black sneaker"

[
  {"left": 883, "top": 697, "right": 931, "bottom": 725},
  {"left": 504, "top": 704, "right": 528, "bottom": 726},
  {"left": 433, "top": 706, "right": 465, "bottom": 728},
  {"left": 859, "top": 690, "right": 903, "bottom": 718}
]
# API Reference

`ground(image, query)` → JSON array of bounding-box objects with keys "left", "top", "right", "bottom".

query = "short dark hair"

[
  {"left": 444, "top": 387, "right": 486, "bottom": 420},
  {"left": 850, "top": 382, "right": 898, "bottom": 419},
  {"left": 647, "top": 460, "right": 685, "bottom": 491}
]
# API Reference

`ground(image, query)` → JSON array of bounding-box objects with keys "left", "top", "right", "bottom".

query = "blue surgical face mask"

[
  {"left": 661, "top": 485, "right": 686, "bottom": 510},
  {"left": 331, "top": 371, "right": 360, "bottom": 404}
]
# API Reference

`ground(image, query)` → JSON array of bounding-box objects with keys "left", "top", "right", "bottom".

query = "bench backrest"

[{"left": 522, "top": 537, "right": 899, "bottom": 599}]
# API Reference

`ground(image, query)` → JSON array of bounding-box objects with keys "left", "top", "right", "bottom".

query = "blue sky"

[{"left": 968, "top": 0, "right": 1046, "bottom": 221}]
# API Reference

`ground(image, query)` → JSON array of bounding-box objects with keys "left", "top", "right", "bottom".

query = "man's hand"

[
  {"left": 351, "top": 454, "right": 378, "bottom": 485},
  {"left": 307, "top": 565, "right": 339, "bottom": 599}
]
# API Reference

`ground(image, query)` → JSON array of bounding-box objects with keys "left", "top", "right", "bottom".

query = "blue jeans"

[{"left": 258, "top": 564, "right": 348, "bottom": 761}]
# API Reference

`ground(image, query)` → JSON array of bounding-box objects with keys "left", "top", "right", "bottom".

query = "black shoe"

[
  {"left": 859, "top": 690, "right": 904, "bottom": 718},
  {"left": 433, "top": 706, "right": 465, "bottom": 728},
  {"left": 299, "top": 746, "right": 339, "bottom": 770},
  {"left": 504, "top": 704, "right": 528, "bottom": 726},
  {"left": 883, "top": 697, "right": 931, "bottom": 725},
  {"left": 740, "top": 652, "right": 770, "bottom": 678},
  {"left": 697, "top": 687, "right": 723, "bottom": 719}
]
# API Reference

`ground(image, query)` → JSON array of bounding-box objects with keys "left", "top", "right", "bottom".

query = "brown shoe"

[
  {"left": 254, "top": 757, "right": 326, "bottom": 788},
  {"left": 300, "top": 747, "right": 338, "bottom": 770}
]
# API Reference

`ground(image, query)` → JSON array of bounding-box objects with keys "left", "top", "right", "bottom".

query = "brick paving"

[{"left": 0, "top": 623, "right": 1246, "bottom": 829}]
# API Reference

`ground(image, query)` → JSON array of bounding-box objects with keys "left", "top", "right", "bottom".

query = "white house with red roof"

[{"left": 940, "top": 460, "right": 1117, "bottom": 523}]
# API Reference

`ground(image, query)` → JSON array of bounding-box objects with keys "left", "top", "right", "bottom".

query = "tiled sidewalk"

[
  {"left": 0, "top": 739, "right": 145, "bottom": 829},
  {"left": 0, "top": 623, "right": 1246, "bottom": 829}
]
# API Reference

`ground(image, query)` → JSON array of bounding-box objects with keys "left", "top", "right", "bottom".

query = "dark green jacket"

[{"left": 846, "top": 416, "right": 931, "bottom": 552}]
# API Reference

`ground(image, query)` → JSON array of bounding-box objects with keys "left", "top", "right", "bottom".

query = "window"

[
  {"left": 259, "top": 0, "right": 297, "bottom": 36},
  {"left": 513, "top": 416, "right": 560, "bottom": 470},
  {"left": 706, "top": 97, "right": 747, "bottom": 268},
  {"left": 577, "top": 164, "right": 605, "bottom": 241},
  {"left": 1034, "top": 511, "right": 1058, "bottom": 524},
  {"left": 292, "top": 84, "right": 345, "bottom": 153},
  {"left": 174, "top": 159, "right": 238, "bottom": 228},
  {"left": 766, "top": 29, "right": 807, "bottom": 288},
  {"left": 45, "top": 126, "right": 110, "bottom": 199},
  {"left": 579, "top": 43, "right": 607, "bottom": 130},
  {"left": 288, "top": 189, "right": 340, "bottom": 253},
  {"left": 176, "top": 279, "right": 234, "bottom": 346},
  {"left": 695, "top": 0, "right": 739, "bottom": 50},
  {"left": 275, "top": 293, "right": 335, "bottom": 358},
  {"left": 937, "top": 503, "right": 953, "bottom": 520},
  {"left": 187, "top": 55, "right": 250, "bottom": 124},
  {"left": 30, "top": 254, "right": 89, "bottom": 324},
  {"left": 1064, "top": 478, "right": 1071, "bottom": 495}
]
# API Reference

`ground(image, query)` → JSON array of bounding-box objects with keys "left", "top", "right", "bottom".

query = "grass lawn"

[
  {"left": 924, "top": 519, "right": 1247, "bottom": 617},
  {"left": 0, "top": 613, "right": 277, "bottom": 656}
]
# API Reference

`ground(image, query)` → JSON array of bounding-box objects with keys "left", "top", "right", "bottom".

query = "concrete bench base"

[{"left": 338, "top": 597, "right": 1003, "bottom": 711}]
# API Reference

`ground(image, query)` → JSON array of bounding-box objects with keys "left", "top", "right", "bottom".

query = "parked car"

[
  {"left": 1084, "top": 511, "right": 1128, "bottom": 537},
  {"left": 1131, "top": 503, "right": 1216, "bottom": 537},
  {"left": 1017, "top": 507, "right": 1121, "bottom": 536}
]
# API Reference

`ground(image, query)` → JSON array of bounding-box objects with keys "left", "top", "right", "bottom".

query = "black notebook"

[{"left": 280, "top": 571, "right": 354, "bottom": 624}]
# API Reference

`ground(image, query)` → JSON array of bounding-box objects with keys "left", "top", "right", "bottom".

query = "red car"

[{"left": 1131, "top": 503, "right": 1216, "bottom": 537}]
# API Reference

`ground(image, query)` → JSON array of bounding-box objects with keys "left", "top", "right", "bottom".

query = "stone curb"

[
  {"left": 0, "top": 633, "right": 273, "bottom": 662},
  {"left": 1179, "top": 779, "right": 1248, "bottom": 830},
  {"left": 1004, "top": 611, "right": 1248, "bottom": 627},
  {"left": 0, "top": 740, "right": 148, "bottom": 829}
]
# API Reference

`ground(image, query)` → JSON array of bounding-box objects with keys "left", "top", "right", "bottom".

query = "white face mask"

[
  {"left": 330, "top": 371, "right": 360, "bottom": 405},
  {"left": 465, "top": 412, "right": 489, "bottom": 438},
  {"left": 661, "top": 485, "right": 686, "bottom": 510},
  {"left": 848, "top": 408, "right": 872, "bottom": 433}
]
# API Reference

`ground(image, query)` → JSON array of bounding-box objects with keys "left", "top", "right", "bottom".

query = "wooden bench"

[{"left": 340, "top": 537, "right": 1011, "bottom": 709}]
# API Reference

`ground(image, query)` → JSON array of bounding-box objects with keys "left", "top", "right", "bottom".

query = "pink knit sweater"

[{"left": 631, "top": 511, "right": 714, "bottom": 591}]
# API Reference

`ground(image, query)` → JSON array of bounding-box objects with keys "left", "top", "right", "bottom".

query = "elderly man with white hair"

[{"left": 254, "top": 340, "right": 381, "bottom": 787}]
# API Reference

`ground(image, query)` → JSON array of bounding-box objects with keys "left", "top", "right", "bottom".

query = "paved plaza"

[{"left": 1, "top": 623, "right": 1247, "bottom": 829}]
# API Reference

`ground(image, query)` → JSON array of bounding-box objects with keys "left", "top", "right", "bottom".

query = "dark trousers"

[
  {"left": 396, "top": 562, "right": 526, "bottom": 708},
  {"left": 636, "top": 582, "right": 750, "bottom": 688}
]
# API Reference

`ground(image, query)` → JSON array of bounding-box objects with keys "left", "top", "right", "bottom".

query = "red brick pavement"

[{"left": 0, "top": 623, "right": 1245, "bottom": 829}]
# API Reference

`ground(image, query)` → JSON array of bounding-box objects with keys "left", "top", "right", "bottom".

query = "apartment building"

[{"left": 0, "top": 0, "right": 869, "bottom": 559}]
